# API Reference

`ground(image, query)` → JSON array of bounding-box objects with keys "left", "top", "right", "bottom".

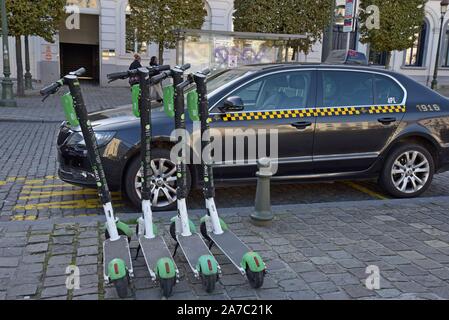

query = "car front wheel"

[
  {"left": 124, "top": 148, "right": 191, "bottom": 211},
  {"left": 380, "top": 143, "right": 434, "bottom": 198}
]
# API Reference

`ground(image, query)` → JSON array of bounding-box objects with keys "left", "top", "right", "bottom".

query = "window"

[
  {"left": 321, "top": 71, "right": 373, "bottom": 107},
  {"left": 369, "top": 50, "right": 388, "bottom": 66},
  {"left": 374, "top": 75, "right": 404, "bottom": 105},
  {"left": 404, "top": 22, "right": 427, "bottom": 67},
  {"left": 66, "top": 0, "right": 98, "bottom": 8},
  {"left": 222, "top": 72, "right": 312, "bottom": 112},
  {"left": 442, "top": 23, "right": 449, "bottom": 67},
  {"left": 125, "top": 5, "right": 147, "bottom": 54}
]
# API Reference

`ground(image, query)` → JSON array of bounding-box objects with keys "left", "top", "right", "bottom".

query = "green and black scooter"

[
  {"left": 107, "top": 65, "right": 180, "bottom": 297},
  {"left": 152, "top": 66, "right": 221, "bottom": 293},
  {"left": 41, "top": 68, "right": 134, "bottom": 298},
  {"left": 192, "top": 70, "right": 267, "bottom": 288}
]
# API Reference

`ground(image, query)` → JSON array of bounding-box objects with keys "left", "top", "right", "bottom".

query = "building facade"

[{"left": 2, "top": 0, "right": 449, "bottom": 88}]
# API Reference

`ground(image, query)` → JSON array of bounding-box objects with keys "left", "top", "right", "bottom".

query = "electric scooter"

[
  {"left": 107, "top": 65, "right": 180, "bottom": 298},
  {"left": 41, "top": 68, "right": 133, "bottom": 298},
  {"left": 151, "top": 66, "right": 221, "bottom": 293},
  {"left": 193, "top": 71, "right": 267, "bottom": 289}
]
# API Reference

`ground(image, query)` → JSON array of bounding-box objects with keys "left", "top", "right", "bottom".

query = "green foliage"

[
  {"left": 128, "top": 0, "right": 206, "bottom": 61},
  {"left": 359, "top": 0, "right": 426, "bottom": 53},
  {"left": 4, "top": 0, "right": 66, "bottom": 41},
  {"left": 234, "top": 0, "right": 333, "bottom": 54}
]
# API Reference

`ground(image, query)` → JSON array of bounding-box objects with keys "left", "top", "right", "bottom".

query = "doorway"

[{"left": 59, "top": 14, "right": 100, "bottom": 82}]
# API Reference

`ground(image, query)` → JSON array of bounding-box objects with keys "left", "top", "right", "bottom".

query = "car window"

[
  {"left": 374, "top": 75, "right": 405, "bottom": 105},
  {"left": 219, "top": 71, "right": 312, "bottom": 112},
  {"left": 321, "top": 71, "right": 374, "bottom": 107}
]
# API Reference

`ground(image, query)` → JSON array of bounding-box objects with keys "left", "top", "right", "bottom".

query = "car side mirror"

[{"left": 219, "top": 96, "right": 245, "bottom": 113}]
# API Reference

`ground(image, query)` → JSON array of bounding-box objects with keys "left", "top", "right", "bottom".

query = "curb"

[{"left": 2, "top": 195, "right": 449, "bottom": 227}]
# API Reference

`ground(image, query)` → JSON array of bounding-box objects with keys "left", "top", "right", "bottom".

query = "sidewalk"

[
  {"left": 1, "top": 198, "right": 449, "bottom": 300},
  {"left": 0, "top": 83, "right": 132, "bottom": 123}
]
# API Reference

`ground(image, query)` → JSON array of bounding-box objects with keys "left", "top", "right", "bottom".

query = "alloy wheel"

[
  {"left": 391, "top": 151, "right": 430, "bottom": 194},
  {"left": 134, "top": 158, "right": 177, "bottom": 208}
]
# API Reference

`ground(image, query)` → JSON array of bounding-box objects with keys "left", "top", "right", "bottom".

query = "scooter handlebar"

[
  {"left": 179, "top": 63, "right": 191, "bottom": 71},
  {"left": 199, "top": 68, "right": 211, "bottom": 76},
  {"left": 70, "top": 67, "right": 86, "bottom": 77},
  {"left": 176, "top": 76, "right": 194, "bottom": 92},
  {"left": 107, "top": 71, "right": 132, "bottom": 82},
  {"left": 150, "top": 71, "right": 170, "bottom": 85},
  {"left": 40, "top": 81, "right": 62, "bottom": 96}
]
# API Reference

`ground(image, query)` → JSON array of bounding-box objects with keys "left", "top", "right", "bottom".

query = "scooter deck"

[
  {"left": 139, "top": 235, "right": 177, "bottom": 279},
  {"left": 208, "top": 230, "right": 250, "bottom": 274},
  {"left": 103, "top": 236, "right": 133, "bottom": 280},
  {"left": 177, "top": 233, "right": 216, "bottom": 276}
]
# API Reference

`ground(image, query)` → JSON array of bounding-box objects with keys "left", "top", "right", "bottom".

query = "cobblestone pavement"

[{"left": 1, "top": 198, "right": 449, "bottom": 300}]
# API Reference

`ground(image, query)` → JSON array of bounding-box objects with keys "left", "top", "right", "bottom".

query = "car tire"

[
  {"left": 380, "top": 143, "right": 434, "bottom": 198},
  {"left": 124, "top": 148, "right": 192, "bottom": 212}
]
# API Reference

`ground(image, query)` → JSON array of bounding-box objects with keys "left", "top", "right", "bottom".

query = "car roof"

[{"left": 240, "top": 63, "right": 397, "bottom": 76}]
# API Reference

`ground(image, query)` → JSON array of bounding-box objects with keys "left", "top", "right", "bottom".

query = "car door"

[
  {"left": 313, "top": 70, "right": 406, "bottom": 173},
  {"left": 209, "top": 70, "right": 317, "bottom": 180}
]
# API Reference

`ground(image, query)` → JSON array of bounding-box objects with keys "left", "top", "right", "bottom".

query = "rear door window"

[
  {"left": 374, "top": 75, "right": 405, "bottom": 105},
  {"left": 321, "top": 71, "right": 374, "bottom": 106}
]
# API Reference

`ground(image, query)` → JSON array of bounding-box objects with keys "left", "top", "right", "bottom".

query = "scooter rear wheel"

[
  {"left": 113, "top": 275, "right": 129, "bottom": 298},
  {"left": 160, "top": 277, "right": 176, "bottom": 298},
  {"left": 246, "top": 268, "right": 265, "bottom": 289}
]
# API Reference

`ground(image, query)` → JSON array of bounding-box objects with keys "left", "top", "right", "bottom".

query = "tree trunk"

[
  {"left": 15, "top": 36, "right": 25, "bottom": 97},
  {"left": 158, "top": 42, "right": 164, "bottom": 65},
  {"left": 385, "top": 52, "right": 392, "bottom": 70}
]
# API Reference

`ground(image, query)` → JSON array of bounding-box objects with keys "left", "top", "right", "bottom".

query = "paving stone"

[
  {"left": 309, "top": 281, "right": 339, "bottom": 294},
  {"left": 51, "top": 245, "right": 74, "bottom": 255},
  {"left": 0, "top": 257, "right": 19, "bottom": 267},
  {"left": 336, "top": 258, "right": 365, "bottom": 269},
  {"left": 342, "top": 285, "right": 376, "bottom": 299},
  {"left": 301, "top": 271, "right": 329, "bottom": 283},
  {"left": 26, "top": 243, "right": 48, "bottom": 254},
  {"left": 393, "top": 281, "right": 428, "bottom": 293},
  {"left": 22, "top": 254, "right": 46, "bottom": 264},
  {"left": 412, "top": 259, "right": 443, "bottom": 270},
  {"left": 77, "top": 246, "right": 98, "bottom": 256},
  {"left": 395, "top": 264, "right": 428, "bottom": 276},
  {"left": 397, "top": 251, "right": 426, "bottom": 260},
  {"left": 278, "top": 278, "right": 307, "bottom": 292},
  {"left": 376, "top": 288, "right": 402, "bottom": 298},
  {"left": 329, "top": 273, "right": 361, "bottom": 286},
  {"left": 40, "top": 286, "right": 68, "bottom": 299},
  {"left": 28, "top": 234, "right": 50, "bottom": 244},
  {"left": 44, "top": 276, "right": 67, "bottom": 288},
  {"left": 72, "top": 294, "right": 98, "bottom": 300},
  {"left": 310, "top": 256, "right": 333, "bottom": 265},
  {"left": 289, "top": 262, "right": 315, "bottom": 273},
  {"left": 321, "top": 291, "right": 350, "bottom": 300},
  {"left": 327, "top": 250, "right": 353, "bottom": 259},
  {"left": 424, "top": 240, "right": 449, "bottom": 248},
  {"left": 317, "top": 264, "right": 346, "bottom": 274},
  {"left": 7, "top": 283, "right": 38, "bottom": 297},
  {"left": 256, "top": 288, "right": 288, "bottom": 300},
  {"left": 382, "top": 256, "right": 410, "bottom": 266},
  {"left": 47, "top": 254, "right": 73, "bottom": 266},
  {"left": 430, "top": 268, "right": 449, "bottom": 280},
  {"left": 288, "top": 290, "right": 320, "bottom": 300}
]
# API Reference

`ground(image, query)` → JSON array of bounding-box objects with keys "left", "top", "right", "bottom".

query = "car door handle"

[
  {"left": 291, "top": 121, "right": 312, "bottom": 130},
  {"left": 378, "top": 117, "right": 397, "bottom": 125}
]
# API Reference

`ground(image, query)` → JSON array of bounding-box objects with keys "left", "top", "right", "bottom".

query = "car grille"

[{"left": 58, "top": 123, "right": 73, "bottom": 146}]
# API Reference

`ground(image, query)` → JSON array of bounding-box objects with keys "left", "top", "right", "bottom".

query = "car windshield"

[{"left": 206, "top": 69, "right": 254, "bottom": 93}]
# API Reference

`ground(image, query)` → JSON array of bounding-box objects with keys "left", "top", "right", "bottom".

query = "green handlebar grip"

[
  {"left": 61, "top": 93, "right": 79, "bottom": 127},
  {"left": 163, "top": 86, "right": 175, "bottom": 118},
  {"left": 132, "top": 84, "right": 141, "bottom": 118},
  {"left": 187, "top": 90, "right": 200, "bottom": 121}
]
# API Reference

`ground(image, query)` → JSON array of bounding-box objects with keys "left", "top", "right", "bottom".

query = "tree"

[
  {"left": 128, "top": 0, "right": 206, "bottom": 64},
  {"left": 4, "top": 0, "right": 65, "bottom": 96},
  {"left": 358, "top": 0, "right": 426, "bottom": 68},
  {"left": 234, "top": 0, "right": 333, "bottom": 57}
]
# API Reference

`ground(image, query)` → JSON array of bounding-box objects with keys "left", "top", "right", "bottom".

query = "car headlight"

[{"left": 67, "top": 131, "right": 116, "bottom": 148}]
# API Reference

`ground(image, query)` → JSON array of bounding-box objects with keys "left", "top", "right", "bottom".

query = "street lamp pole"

[
  {"left": 0, "top": 0, "right": 16, "bottom": 107},
  {"left": 432, "top": 0, "right": 449, "bottom": 90}
]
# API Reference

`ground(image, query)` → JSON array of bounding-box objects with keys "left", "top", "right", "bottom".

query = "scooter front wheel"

[
  {"left": 246, "top": 268, "right": 265, "bottom": 289},
  {"left": 113, "top": 276, "right": 129, "bottom": 298},
  {"left": 160, "top": 277, "right": 176, "bottom": 298},
  {"left": 201, "top": 273, "right": 217, "bottom": 293}
]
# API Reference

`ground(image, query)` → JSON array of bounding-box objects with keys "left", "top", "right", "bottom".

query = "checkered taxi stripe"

[{"left": 219, "top": 105, "right": 406, "bottom": 122}]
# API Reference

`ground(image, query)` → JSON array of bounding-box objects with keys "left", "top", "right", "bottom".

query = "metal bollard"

[{"left": 251, "top": 158, "right": 274, "bottom": 226}]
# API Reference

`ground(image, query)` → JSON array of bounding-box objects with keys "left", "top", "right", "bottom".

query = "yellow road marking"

[
  {"left": 343, "top": 182, "right": 388, "bottom": 200},
  {"left": 22, "top": 184, "right": 74, "bottom": 189},
  {"left": 0, "top": 181, "right": 5, "bottom": 186},
  {"left": 24, "top": 179, "right": 45, "bottom": 185},
  {"left": 19, "top": 190, "right": 121, "bottom": 200},
  {"left": 14, "top": 198, "right": 124, "bottom": 210}
]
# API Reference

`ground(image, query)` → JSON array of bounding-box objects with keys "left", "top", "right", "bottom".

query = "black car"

[{"left": 57, "top": 63, "right": 449, "bottom": 211}]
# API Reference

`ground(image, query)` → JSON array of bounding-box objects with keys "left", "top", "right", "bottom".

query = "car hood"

[{"left": 70, "top": 103, "right": 167, "bottom": 130}]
